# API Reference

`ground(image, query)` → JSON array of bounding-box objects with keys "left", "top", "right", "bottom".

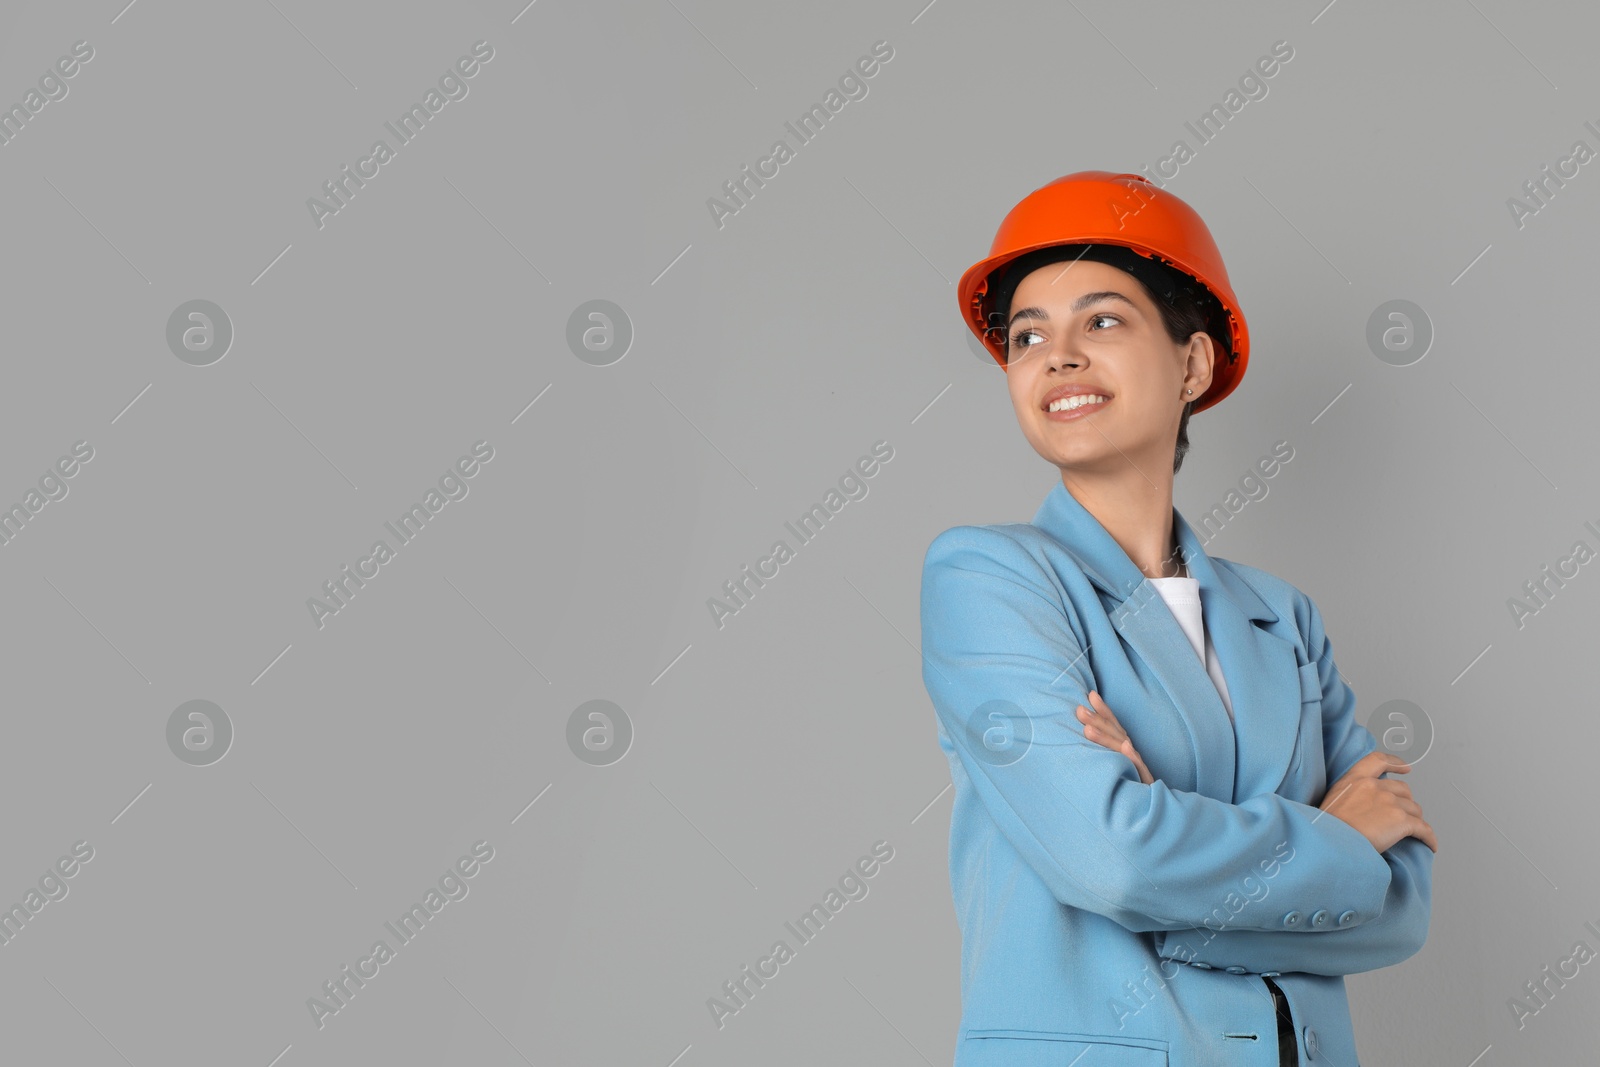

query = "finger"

[
  {"left": 1090, "top": 705, "right": 1127, "bottom": 738},
  {"left": 1095, "top": 721, "right": 1129, "bottom": 747},
  {"left": 1084, "top": 722, "right": 1126, "bottom": 749},
  {"left": 1076, "top": 706, "right": 1106, "bottom": 740},
  {"left": 1338, "top": 753, "right": 1408, "bottom": 787},
  {"left": 1370, "top": 751, "right": 1411, "bottom": 775},
  {"left": 1087, "top": 690, "right": 1119, "bottom": 724},
  {"left": 1078, "top": 704, "right": 1121, "bottom": 737},
  {"left": 1395, "top": 796, "right": 1424, "bottom": 819}
]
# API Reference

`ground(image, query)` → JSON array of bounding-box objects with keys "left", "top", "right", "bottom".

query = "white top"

[{"left": 1147, "top": 575, "right": 1234, "bottom": 720}]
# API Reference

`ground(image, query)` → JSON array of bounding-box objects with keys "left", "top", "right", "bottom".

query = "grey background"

[{"left": 0, "top": 0, "right": 1590, "bottom": 1064}]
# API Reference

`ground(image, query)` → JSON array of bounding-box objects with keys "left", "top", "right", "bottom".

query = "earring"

[{"left": 1186, "top": 389, "right": 1193, "bottom": 395}]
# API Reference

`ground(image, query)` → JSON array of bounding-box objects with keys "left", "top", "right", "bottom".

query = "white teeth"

[{"left": 1047, "top": 394, "right": 1109, "bottom": 412}]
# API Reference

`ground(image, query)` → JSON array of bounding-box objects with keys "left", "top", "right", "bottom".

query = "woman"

[{"left": 920, "top": 171, "right": 1437, "bottom": 1067}]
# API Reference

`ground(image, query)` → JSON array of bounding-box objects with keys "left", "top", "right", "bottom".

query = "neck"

[{"left": 1060, "top": 470, "right": 1185, "bottom": 579}]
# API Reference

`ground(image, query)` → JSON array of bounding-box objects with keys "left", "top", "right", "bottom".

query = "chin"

[{"left": 1023, "top": 435, "right": 1097, "bottom": 468}]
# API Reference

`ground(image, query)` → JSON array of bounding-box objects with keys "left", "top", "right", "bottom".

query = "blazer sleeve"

[
  {"left": 1153, "top": 592, "right": 1435, "bottom": 975},
  {"left": 921, "top": 526, "right": 1395, "bottom": 936}
]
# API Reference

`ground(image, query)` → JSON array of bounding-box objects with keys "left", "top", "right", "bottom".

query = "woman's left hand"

[{"left": 1076, "top": 690, "right": 1155, "bottom": 785}]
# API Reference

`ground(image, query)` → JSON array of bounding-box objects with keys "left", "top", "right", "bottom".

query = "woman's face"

[{"left": 1001, "top": 258, "right": 1214, "bottom": 478}]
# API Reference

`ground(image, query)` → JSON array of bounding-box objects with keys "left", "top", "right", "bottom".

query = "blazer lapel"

[{"left": 1032, "top": 481, "right": 1303, "bottom": 803}]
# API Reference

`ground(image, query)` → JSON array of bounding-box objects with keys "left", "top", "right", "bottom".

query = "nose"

[{"left": 1046, "top": 345, "right": 1083, "bottom": 372}]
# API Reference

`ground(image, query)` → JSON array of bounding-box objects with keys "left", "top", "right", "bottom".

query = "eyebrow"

[{"left": 1007, "top": 291, "right": 1138, "bottom": 330}]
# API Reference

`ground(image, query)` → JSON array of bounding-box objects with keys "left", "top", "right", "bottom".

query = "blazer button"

[
  {"left": 1224, "top": 965, "right": 1247, "bottom": 974},
  {"left": 1304, "top": 1024, "right": 1321, "bottom": 1059},
  {"left": 1261, "top": 971, "right": 1281, "bottom": 978},
  {"left": 1311, "top": 908, "right": 1330, "bottom": 926},
  {"left": 1337, "top": 909, "right": 1356, "bottom": 926},
  {"left": 1282, "top": 911, "right": 1301, "bottom": 927}
]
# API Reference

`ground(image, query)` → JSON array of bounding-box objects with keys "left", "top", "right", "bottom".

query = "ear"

[{"left": 1183, "top": 331, "right": 1216, "bottom": 398}]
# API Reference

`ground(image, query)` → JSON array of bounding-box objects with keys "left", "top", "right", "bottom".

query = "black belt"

[{"left": 1263, "top": 976, "right": 1298, "bottom": 1066}]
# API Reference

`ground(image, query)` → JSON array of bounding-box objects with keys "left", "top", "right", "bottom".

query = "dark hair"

[{"left": 984, "top": 244, "right": 1233, "bottom": 476}]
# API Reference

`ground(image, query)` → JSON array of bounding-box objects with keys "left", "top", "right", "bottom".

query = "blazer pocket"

[{"left": 962, "top": 1028, "right": 1169, "bottom": 1065}]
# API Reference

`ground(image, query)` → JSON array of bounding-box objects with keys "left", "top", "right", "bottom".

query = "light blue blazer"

[{"left": 920, "top": 480, "right": 1433, "bottom": 1067}]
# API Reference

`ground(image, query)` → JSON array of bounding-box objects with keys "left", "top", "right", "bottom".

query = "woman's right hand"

[{"left": 1318, "top": 751, "right": 1439, "bottom": 854}]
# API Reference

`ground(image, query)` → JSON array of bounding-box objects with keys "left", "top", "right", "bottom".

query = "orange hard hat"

[{"left": 958, "top": 170, "right": 1249, "bottom": 415}]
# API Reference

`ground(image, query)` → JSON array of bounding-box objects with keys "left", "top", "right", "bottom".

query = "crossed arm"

[
  {"left": 1082, "top": 664, "right": 1434, "bottom": 977},
  {"left": 921, "top": 526, "right": 1433, "bottom": 977}
]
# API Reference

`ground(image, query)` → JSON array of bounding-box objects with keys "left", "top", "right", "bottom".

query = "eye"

[{"left": 1009, "top": 313, "right": 1119, "bottom": 351}]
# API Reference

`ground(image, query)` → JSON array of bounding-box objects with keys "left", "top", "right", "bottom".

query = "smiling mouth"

[{"left": 1044, "top": 395, "right": 1111, "bottom": 417}]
